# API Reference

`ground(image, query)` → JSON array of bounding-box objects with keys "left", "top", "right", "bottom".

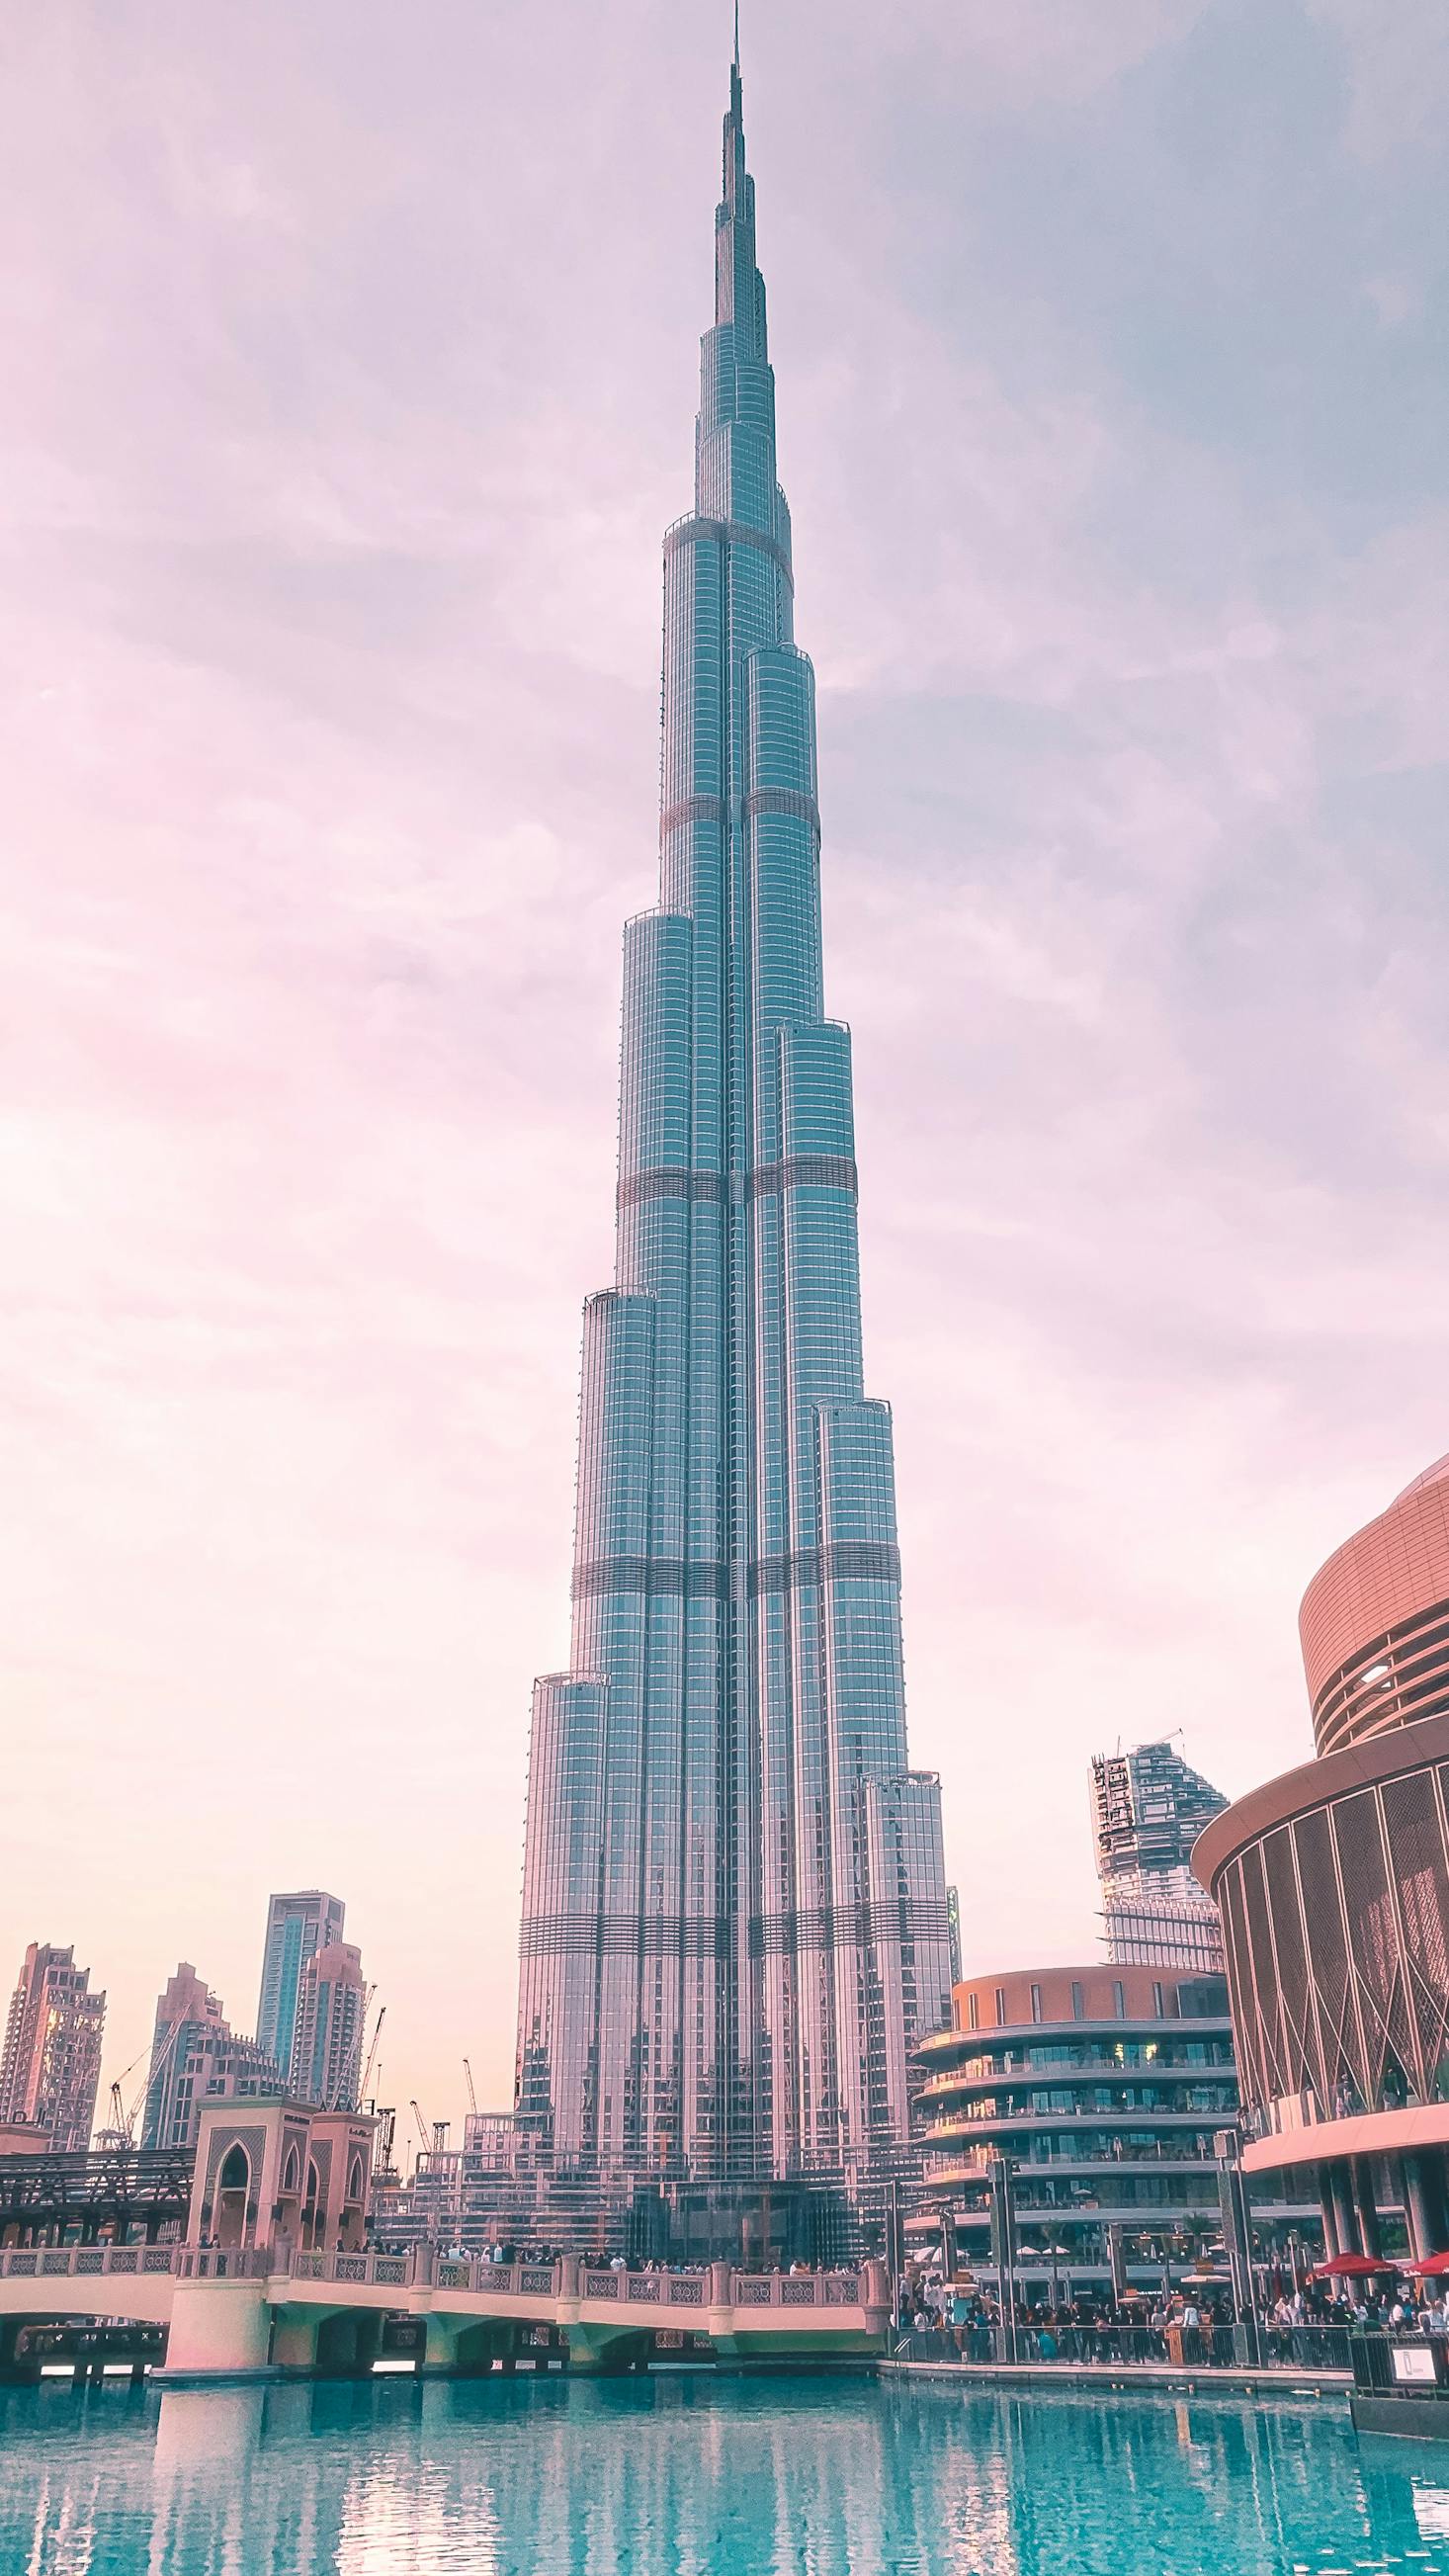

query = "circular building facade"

[
  {"left": 1301, "top": 1454, "right": 1449, "bottom": 1756},
  {"left": 1195, "top": 1458, "right": 1449, "bottom": 2261}
]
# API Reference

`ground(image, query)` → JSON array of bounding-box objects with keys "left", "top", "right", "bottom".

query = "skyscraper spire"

[{"left": 515, "top": 59, "right": 951, "bottom": 2213}]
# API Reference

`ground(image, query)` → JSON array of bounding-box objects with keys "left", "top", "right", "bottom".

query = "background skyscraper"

[
  {"left": 515, "top": 63, "right": 952, "bottom": 2194},
  {"left": 1090, "top": 1740, "right": 1227, "bottom": 1972},
  {"left": 141, "top": 1961, "right": 285, "bottom": 2152},
  {"left": 292, "top": 1938, "right": 367, "bottom": 2112},
  {"left": 256, "top": 1891, "right": 345, "bottom": 2091},
  {"left": 0, "top": 1943, "right": 106, "bottom": 2151},
  {"left": 141, "top": 1962, "right": 227, "bottom": 2151}
]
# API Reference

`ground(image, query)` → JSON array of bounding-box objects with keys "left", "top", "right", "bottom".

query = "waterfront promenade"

[{"left": 0, "top": 2240, "right": 1385, "bottom": 2404}]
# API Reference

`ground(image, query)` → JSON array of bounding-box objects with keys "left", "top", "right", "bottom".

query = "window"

[
  {"left": 968, "top": 1992, "right": 980, "bottom": 2032},
  {"left": 1152, "top": 1982, "right": 1164, "bottom": 2018},
  {"left": 1071, "top": 1982, "right": 1084, "bottom": 2021},
  {"left": 1030, "top": 1985, "right": 1043, "bottom": 2024},
  {"left": 995, "top": 1988, "right": 1006, "bottom": 2027},
  {"left": 1113, "top": 1982, "right": 1126, "bottom": 2020}
]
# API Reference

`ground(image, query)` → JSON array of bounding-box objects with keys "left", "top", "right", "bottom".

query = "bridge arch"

[{"left": 313, "top": 2307, "right": 382, "bottom": 2375}]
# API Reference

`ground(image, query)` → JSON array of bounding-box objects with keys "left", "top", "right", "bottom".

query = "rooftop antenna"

[{"left": 732, "top": 0, "right": 739, "bottom": 71}]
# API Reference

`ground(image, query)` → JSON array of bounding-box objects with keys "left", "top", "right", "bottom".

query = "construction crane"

[
  {"left": 409, "top": 2100, "right": 431, "bottom": 2167},
  {"left": 99, "top": 2023, "right": 178, "bottom": 2150},
  {"left": 360, "top": 2001, "right": 385, "bottom": 2107},
  {"left": 463, "top": 2058, "right": 478, "bottom": 2117}
]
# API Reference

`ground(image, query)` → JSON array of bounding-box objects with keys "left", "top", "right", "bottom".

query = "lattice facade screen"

[{"left": 1214, "top": 1752, "right": 1449, "bottom": 2123}]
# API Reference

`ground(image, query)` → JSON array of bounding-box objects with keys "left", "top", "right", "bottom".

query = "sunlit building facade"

[
  {"left": 255, "top": 1891, "right": 346, "bottom": 2093},
  {"left": 142, "top": 1962, "right": 288, "bottom": 2153},
  {"left": 292, "top": 1939, "right": 367, "bottom": 2113},
  {"left": 142, "top": 1963, "right": 228, "bottom": 2152},
  {"left": 515, "top": 63, "right": 952, "bottom": 2198},
  {"left": 0, "top": 1944, "right": 106, "bottom": 2154}
]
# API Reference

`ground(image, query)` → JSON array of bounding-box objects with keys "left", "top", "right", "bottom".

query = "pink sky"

[{"left": 3, "top": 0, "right": 1448, "bottom": 2134}]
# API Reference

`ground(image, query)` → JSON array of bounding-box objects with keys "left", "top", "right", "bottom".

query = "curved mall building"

[
  {"left": 1194, "top": 1454, "right": 1449, "bottom": 2259},
  {"left": 911, "top": 1964, "right": 1312, "bottom": 2289}
]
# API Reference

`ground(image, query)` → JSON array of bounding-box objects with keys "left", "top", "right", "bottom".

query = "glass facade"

[{"left": 516, "top": 64, "right": 952, "bottom": 2190}]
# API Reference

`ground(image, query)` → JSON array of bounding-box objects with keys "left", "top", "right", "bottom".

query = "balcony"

[
  {"left": 921, "top": 2108, "right": 1235, "bottom": 2149},
  {"left": 915, "top": 2054, "right": 1235, "bottom": 2102}
]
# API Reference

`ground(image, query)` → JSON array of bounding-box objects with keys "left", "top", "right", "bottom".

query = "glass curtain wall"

[{"left": 516, "top": 64, "right": 952, "bottom": 2191}]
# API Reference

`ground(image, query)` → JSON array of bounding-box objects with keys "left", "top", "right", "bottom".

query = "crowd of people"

[
  {"left": 898, "top": 2277, "right": 1233, "bottom": 2363},
  {"left": 893, "top": 2267, "right": 1445, "bottom": 2366},
  {"left": 372, "top": 2239, "right": 860, "bottom": 2277}
]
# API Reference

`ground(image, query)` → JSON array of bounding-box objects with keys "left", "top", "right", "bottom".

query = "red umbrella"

[
  {"left": 1313, "top": 2252, "right": 1394, "bottom": 2278},
  {"left": 1406, "top": 2252, "right": 1449, "bottom": 2276}
]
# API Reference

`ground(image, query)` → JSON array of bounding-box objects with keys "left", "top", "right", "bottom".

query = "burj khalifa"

[{"left": 515, "top": 60, "right": 952, "bottom": 2202}]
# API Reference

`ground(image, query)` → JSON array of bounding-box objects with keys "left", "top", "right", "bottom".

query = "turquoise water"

[{"left": 1, "top": 2373, "right": 1448, "bottom": 2574}]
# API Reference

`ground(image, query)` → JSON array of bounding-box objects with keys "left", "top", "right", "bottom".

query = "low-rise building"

[{"left": 912, "top": 1962, "right": 1316, "bottom": 2291}]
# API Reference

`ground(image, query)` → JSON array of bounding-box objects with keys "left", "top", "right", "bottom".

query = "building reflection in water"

[
  {"left": 135, "top": 2378, "right": 1395, "bottom": 2576},
  {"left": 7, "top": 2376, "right": 1449, "bottom": 2575}
]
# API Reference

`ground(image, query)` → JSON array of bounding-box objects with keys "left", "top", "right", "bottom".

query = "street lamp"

[{"left": 986, "top": 2154, "right": 1019, "bottom": 2362}]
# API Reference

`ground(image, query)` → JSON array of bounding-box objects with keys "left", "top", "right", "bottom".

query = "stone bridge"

[{"left": 0, "top": 2245, "right": 890, "bottom": 2378}]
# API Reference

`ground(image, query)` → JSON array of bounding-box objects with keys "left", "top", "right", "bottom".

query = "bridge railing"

[
  {"left": 428, "top": 2257, "right": 562, "bottom": 2296},
  {"left": 727, "top": 2270, "right": 863, "bottom": 2308},
  {"left": 573, "top": 2266, "right": 863, "bottom": 2308},
  {"left": 0, "top": 2245, "right": 182, "bottom": 2281},
  {"left": 175, "top": 2247, "right": 274, "bottom": 2281},
  {"left": 289, "top": 2249, "right": 436, "bottom": 2292},
  {"left": 280, "top": 2249, "right": 567, "bottom": 2296},
  {"left": 0, "top": 2243, "right": 871, "bottom": 2314},
  {"left": 578, "top": 2268, "right": 709, "bottom": 2306}
]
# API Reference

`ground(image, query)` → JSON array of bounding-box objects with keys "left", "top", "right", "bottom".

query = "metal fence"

[{"left": 893, "top": 2320, "right": 1355, "bottom": 2372}]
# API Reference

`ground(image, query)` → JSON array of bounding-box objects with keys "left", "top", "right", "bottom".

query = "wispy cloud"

[{"left": 1, "top": 0, "right": 1445, "bottom": 2115}]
